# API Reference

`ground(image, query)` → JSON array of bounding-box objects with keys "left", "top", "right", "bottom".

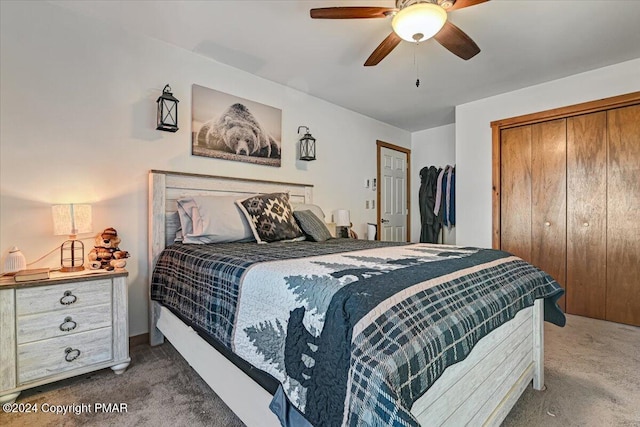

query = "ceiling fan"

[{"left": 310, "top": 0, "right": 488, "bottom": 66}]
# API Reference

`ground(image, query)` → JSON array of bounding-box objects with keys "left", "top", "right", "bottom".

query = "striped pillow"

[{"left": 293, "top": 210, "right": 332, "bottom": 242}]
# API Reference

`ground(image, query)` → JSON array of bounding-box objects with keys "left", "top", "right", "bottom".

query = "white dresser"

[{"left": 0, "top": 270, "right": 130, "bottom": 403}]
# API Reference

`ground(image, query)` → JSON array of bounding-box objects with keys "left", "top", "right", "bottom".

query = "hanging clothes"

[
  {"left": 440, "top": 165, "right": 456, "bottom": 228},
  {"left": 419, "top": 166, "right": 443, "bottom": 243},
  {"left": 433, "top": 167, "right": 447, "bottom": 217},
  {"left": 447, "top": 167, "right": 455, "bottom": 227}
]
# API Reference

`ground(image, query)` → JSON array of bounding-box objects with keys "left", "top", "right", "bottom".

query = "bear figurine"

[{"left": 88, "top": 227, "right": 130, "bottom": 271}]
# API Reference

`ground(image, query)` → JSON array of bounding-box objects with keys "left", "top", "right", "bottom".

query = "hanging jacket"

[
  {"left": 419, "top": 166, "right": 443, "bottom": 243},
  {"left": 448, "top": 168, "right": 455, "bottom": 227}
]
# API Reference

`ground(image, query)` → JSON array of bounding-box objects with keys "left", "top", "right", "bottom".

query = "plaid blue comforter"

[{"left": 151, "top": 240, "right": 565, "bottom": 426}]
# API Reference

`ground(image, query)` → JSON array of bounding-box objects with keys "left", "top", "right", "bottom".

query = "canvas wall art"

[{"left": 192, "top": 84, "right": 282, "bottom": 167}]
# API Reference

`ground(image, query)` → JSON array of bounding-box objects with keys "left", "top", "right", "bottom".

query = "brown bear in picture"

[{"left": 197, "top": 103, "right": 280, "bottom": 158}]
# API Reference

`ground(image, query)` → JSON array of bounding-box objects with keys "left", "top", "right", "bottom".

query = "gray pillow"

[
  {"left": 236, "top": 192, "right": 305, "bottom": 243},
  {"left": 291, "top": 203, "right": 326, "bottom": 222},
  {"left": 293, "top": 210, "right": 332, "bottom": 242}
]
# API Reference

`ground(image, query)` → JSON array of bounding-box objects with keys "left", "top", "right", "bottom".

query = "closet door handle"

[
  {"left": 583, "top": 222, "right": 590, "bottom": 227},
  {"left": 381, "top": 218, "right": 389, "bottom": 223},
  {"left": 544, "top": 222, "right": 551, "bottom": 227}
]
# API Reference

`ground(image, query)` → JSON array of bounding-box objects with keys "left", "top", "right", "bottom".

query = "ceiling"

[{"left": 52, "top": 0, "right": 640, "bottom": 132}]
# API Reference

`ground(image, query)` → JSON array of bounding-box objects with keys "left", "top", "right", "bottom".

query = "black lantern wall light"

[
  {"left": 156, "top": 84, "right": 179, "bottom": 132},
  {"left": 298, "top": 126, "right": 316, "bottom": 161}
]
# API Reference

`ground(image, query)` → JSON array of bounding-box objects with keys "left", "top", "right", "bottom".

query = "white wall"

[
  {"left": 410, "top": 124, "right": 456, "bottom": 243},
  {"left": 455, "top": 58, "right": 640, "bottom": 248},
  {"left": 0, "top": 1, "right": 410, "bottom": 336}
]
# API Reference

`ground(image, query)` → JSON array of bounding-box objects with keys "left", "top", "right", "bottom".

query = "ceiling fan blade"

[
  {"left": 433, "top": 21, "right": 480, "bottom": 60},
  {"left": 310, "top": 7, "right": 395, "bottom": 19},
  {"left": 447, "top": 0, "right": 489, "bottom": 11},
  {"left": 364, "top": 32, "right": 402, "bottom": 66}
]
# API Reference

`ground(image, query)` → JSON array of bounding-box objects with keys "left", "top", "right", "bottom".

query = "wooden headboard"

[
  {"left": 147, "top": 170, "right": 314, "bottom": 344},
  {"left": 148, "top": 169, "right": 314, "bottom": 264}
]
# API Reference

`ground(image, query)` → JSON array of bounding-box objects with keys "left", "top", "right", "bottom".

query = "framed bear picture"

[{"left": 191, "top": 84, "right": 282, "bottom": 167}]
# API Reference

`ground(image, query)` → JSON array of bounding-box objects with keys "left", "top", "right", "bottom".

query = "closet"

[{"left": 492, "top": 92, "right": 640, "bottom": 326}]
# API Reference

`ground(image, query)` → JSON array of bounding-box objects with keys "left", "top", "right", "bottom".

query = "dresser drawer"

[
  {"left": 18, "top": 327, "right": 113, "bottom": 384},
  {"left": 17, "top": 303, "right": 112, "bottom": 344},
  {"left": 16, "top": 279, "right": 111, "bottom": 316}
]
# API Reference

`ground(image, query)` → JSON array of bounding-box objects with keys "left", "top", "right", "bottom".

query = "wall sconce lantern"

[
  {"left": 157, "top": 84, "right": 179, "bottom": 132},
  {"left": 298, "top": 126, "right": 316, "bottom": 161}
]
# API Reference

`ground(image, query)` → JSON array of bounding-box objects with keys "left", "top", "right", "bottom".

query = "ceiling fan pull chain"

[{"left": 414, "top": 43, "right": 420, "bottom": 87}]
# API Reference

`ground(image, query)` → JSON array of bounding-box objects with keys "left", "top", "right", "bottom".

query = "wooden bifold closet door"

[
  {"left": 566, "top": 112, "right": 607, "bottom": 319},
  {"left": 499, "top": 126, "right": 532, "bottom": 262},
  {"left": 606, "top": 104, "right": 640, "bottom": 326},
  {"left": 530, "top": 120, "right": 567, "bottom": 311},
  {"left": 500, "top": 120, "right": 567, "bottom": 311},
  {"left": 493, "top": 93, "right": 640, "bottom": 326}
]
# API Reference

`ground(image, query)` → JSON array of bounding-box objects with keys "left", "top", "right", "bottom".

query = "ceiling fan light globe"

[{"left": 392, "top": 3, "right": 447, "bottom": 43}]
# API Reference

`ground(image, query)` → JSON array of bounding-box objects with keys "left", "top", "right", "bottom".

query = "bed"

[{"left": 148, "top": 170, "right": 564, "bottom": 427}]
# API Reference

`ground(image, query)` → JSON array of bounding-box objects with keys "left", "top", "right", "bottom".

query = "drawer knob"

[
  {"left": 59, "top": 291, "right": 77, "bottom": 305},
  {"left": 64, "top": 347, "right": 81, "bottom": 362},
  {"left": 59, "top": 316, "right": 78, "bottom": 332}
]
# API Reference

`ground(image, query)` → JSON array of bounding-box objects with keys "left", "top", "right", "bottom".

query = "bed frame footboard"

[{"left": 411, "top": 299, "right": 543, "bottom": 426}]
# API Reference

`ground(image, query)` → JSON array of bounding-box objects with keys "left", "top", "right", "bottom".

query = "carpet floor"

[{"left": 2, "top": 314, "right": 638, "bottom": 427}]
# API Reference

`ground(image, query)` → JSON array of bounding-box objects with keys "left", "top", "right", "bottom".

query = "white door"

[{"left": 380, "top": 146, "right": 408, "bottom": 242}]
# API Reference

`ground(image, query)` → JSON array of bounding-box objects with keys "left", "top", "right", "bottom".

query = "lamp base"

[
  {"left": 60, "top": 265, "right": 85, "bottom": 273},
  {"left": 60, "top": 239, "right": 85, "bottom": 273},
  {"left": 336, "top": 226, "right": 350, "bottom": 238}
]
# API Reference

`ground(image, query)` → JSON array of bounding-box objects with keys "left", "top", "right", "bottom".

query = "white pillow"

[
  {"left": 176, "top": 196, "right": 255, "bottom": 244},
  {"left": 176, "top": 198, "right": 198, "bottom": 236}
]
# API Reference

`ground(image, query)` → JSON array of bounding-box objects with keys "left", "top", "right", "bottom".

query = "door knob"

[
  {"left": 544, "top": 222, "right": 551, "bottom": 227},
  {"left": 583, "top": 222, "right": 589, "bottom": 227},
  {"left": 381, "top": 218, "right": 389, "bottom": 223}
]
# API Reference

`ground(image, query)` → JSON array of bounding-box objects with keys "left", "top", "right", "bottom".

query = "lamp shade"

[
  {"left": 334, "top": 209, "right": 351, "bottom": 227},
  {"left": 392, "top": 3, "right": 447, "bottom": 43},
  {"left": 52, "top": 204, "right": 92, "bottom": 236}
]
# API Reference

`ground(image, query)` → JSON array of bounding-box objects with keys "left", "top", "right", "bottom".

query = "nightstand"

[{"left": 0, "top": 270, "right": 130, "bottom": 404}]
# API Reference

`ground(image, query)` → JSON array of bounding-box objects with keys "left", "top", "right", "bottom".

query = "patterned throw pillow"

[
  {"left": 293, "top": 210, "right": 332, "bottom": 242},
  {"left": 236, "top": 193, "right": 305, "bottom": 243}
]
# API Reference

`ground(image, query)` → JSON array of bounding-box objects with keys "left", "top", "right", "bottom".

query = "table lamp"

[
  {"left": 334, "top": 209, "right": 351, "bottom": 238},
  {"left": 52, "top": 204, "right": 92, "bottom": 272}
]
